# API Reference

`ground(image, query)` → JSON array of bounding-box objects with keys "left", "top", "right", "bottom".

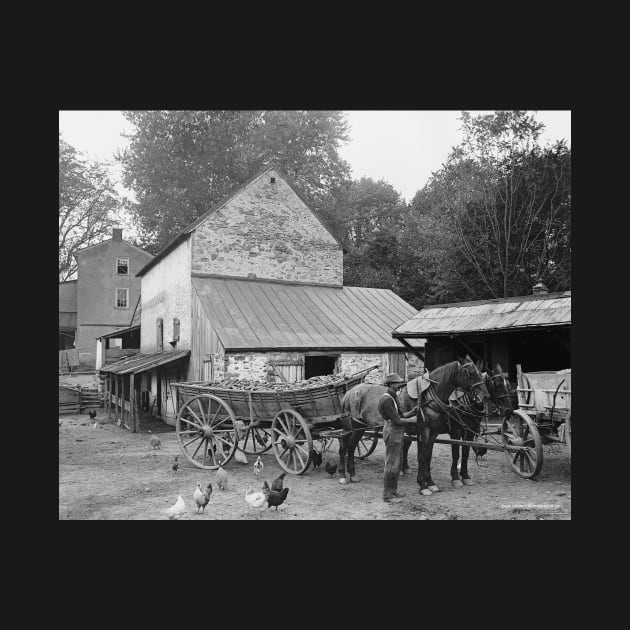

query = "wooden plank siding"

[{"left": 190, "top": 286, "right": 225, "bottom": 382}]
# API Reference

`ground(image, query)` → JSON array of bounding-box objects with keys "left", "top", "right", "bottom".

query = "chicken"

[
  {"left": 233, "top": 449, "right": 249, "bottom": 465},
  {"left": 148, "top": 430, "right": 161, "bottom": 450},
  {"left": 254, "top": 455, "right": 264, "bottom": 477},
  {"left": 234, "top": 419, "right": 247, "bottom": 440},
  {"left": 324, "top": 460, "right": 338, "bottom": 476},
  {"left": 193, "top": 482, "right": 212, "bottom": 513},
  {"left": 93, "top": 422, "right": 99, "bottom": 429},
  {"left": 271, "top": 472, "right": 286, "bottom": 493},
  {"left": 165, "top": 495, "right": 186, "bottom": 520},
  {"left": 216, "top": 463, "right": 228, "bottom": 491},
  {"left": 88, "top": 410, "right": 97, "bottom": 419},
  {"left": 172, "top": 455, "right": 179, "bottom": 472},
  {"left": 262, "top": 480, "right": 289, "bottom": 511},
  {"left": 312, "top": 448, "right": 323, "bottom": 469},
  {"left": 245, "top": 487, "right": 267, "bottom": 518}
]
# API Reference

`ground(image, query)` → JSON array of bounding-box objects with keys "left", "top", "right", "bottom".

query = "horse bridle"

[
  {"left": 458, "top": 362, "right": 486, "bottom": 401},
  {"left": 488, "top": 371, "right": 513, "bottom": 405}
]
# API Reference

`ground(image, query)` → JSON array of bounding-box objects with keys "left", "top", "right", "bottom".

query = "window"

[
  {"left": 116, "top": 257, "right": 129, "bottom": 275},
  {"left": 115, "top": 288, "right": 129, "bottom": 308},
  {"left": 156, "top": 317, "right": 163, "bottom": 352},
  {"left": 108, "top": 338, "right": 123, "bottom": 349}
]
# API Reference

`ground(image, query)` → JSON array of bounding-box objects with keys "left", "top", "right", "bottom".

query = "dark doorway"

[{"left": 304, "top": 355, "right": 337, "bottom": 379}]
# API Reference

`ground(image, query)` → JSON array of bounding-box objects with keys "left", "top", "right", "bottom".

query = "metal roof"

[
  {"left": 59, "top": 312, "right": 77, "bottom": 329},
  {"left": 99, "top": 350, "right": 190, "bottom": 375},
  {"left": 98, "top": 325, "right": 140, "bottom": 341},
  {"left": 192, "top": 275, "right": 424, "bottom": 351},
  {"left": 393, "top": 291, "right": 571, "bottom": 337}
]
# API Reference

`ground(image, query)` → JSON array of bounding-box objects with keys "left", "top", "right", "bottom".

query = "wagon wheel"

[
  {"left": 565, "top": 413, "right": 571, "bottom": 453},
  {"left": 501, "top": 409, "right": 543, "bottom": 479},
  {"left": 271, "top": 408, "right": 313, "bottom": 475},
  {"left": 355, "top": 430, "right": 379, "bottom": 459},
  {"left": 176, "top": 394, "right": 238, "bottom": 470},
  {"left": 239, "top": 422, "right": 273, "bottom": 455}
]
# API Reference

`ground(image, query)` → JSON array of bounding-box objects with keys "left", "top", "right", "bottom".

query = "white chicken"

[
  {"left": 234, "top": 419, "right": 247, "bottom": 440},
  {"left": 165, "top": 495, "right": 186, "bottom": 520},
  {"left": 216, "top": 463, "right": 228, "bottom": 491},
  {"left": 254, "top": 455, "right": 264, "bottom": 478},
  {"left": 233, "top": 449, "right": 249, "bottom": 465},
  {"left": 245, "top": 487, "right": 267, "bottom": 518}
]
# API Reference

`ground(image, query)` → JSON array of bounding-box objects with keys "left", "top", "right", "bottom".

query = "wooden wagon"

[
  {"left": 170, "top": 366, "right": 377, "bottom": 474},
  {"left": 343, "top": 365, "right": 572, "bottom": 480}
]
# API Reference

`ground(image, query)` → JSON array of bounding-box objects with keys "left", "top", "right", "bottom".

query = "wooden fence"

[{"left": 59, "top": 349, "right": 79, "bottom": 371}]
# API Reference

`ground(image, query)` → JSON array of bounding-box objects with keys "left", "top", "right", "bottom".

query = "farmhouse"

[
  {"left": 392, "top": 282, "right": 570, "bottom": 380},
  {"left": 58, "top": 228, "right": 153, "bottom": 369},
  {"left": 100, "top": 164, "right": 424, "bottom": 430}
]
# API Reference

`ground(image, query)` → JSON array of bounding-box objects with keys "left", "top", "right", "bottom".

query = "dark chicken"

[
  {"left": 271, "top": 472, "right": 286, "bottom": 493},
  {"left": 262, "top": 480, "right": 289, "bottom": 511},
  {"left": 324, "top": 460, "right": 338, "bottom": 476}
]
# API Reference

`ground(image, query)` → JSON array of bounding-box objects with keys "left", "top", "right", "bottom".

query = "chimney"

[
  {"left": 112, "top": 228, "right": 123, "bottom": 241},
  {"left": 532, "top": 279, "right": 549, "bottom": 296}
]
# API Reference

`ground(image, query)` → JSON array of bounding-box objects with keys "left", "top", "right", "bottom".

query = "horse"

[
  {"left": 410, "top": 356, "right": 490, "bottom": 495},
  {"left": 401, "top": 363, "right": 513, "bottom": 487},
  {"left": 337, "top": 377, "right": 418, "bottom": 484},
  {"left": 337, "top": 356, "right": 487, "bottom": 486}
]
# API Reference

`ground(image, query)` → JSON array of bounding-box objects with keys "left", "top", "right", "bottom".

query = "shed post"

[
  {"left": 106, "top": 374, "right": 111, "bottom": 419},
  {"left": 114, "top": 375, "right": 119, "bottom": 425},
  {"left": 129, "top": 372, "right": 136, "bottom": 433},
  {"left": 121, "top": 375, "right": 126, "bottom": 429}
]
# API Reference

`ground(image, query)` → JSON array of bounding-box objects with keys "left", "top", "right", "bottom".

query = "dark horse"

[
  {"left": 410, "top": 357, "right": 490, "bottom": 495},
  {"left": 401, "top": 363, "right": 513, "bottom": 488},
  {"left": 337, "top": 356, "right": 489, "bottom": 486}
]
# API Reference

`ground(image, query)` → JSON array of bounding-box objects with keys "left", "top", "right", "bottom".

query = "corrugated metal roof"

[
  {"left": 59, "top": 312, "right": 77, "bottom": 329},
  {"left": 192, "top": 276, "right": 425, "bottom": 351},
  {"left": 393, "top": 291, "right": 571, "bottom": 337},
  {"left": 100, "top": 350, "right": 190, "bottom": 375}
]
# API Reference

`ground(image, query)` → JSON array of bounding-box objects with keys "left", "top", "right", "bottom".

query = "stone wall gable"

[{"left": 191, "top": 169, "right": 343, "bottom": 284}]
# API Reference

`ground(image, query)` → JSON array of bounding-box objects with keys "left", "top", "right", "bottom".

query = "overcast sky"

[{"left": 59, "top": 110, "right": 571, "bottom": 205}]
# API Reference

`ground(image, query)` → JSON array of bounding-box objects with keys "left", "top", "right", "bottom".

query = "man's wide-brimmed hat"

[{"left": 383, "top": 372, "right": 405, "bottom": 385}]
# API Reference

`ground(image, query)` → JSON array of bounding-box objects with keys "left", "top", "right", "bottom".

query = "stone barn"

[{"left": 100, "top": 164, "right": 424, "bottom": 429}]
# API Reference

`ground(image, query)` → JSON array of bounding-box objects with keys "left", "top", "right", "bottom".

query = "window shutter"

[
  {"left": 172, "top": 318, "right": 180, "bottom": 342},
  {"left": 156, "top": 318, "right": 163, "bottom": 352}
]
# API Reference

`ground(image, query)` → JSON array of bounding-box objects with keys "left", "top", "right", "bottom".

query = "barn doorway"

[{"left": 304, "top": 355, "right": 337, "bottom": 379}]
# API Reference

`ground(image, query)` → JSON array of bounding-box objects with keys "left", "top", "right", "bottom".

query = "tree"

[
  {"left": 407, "top": 111, "right": 571, "bottom": 302},
  {"left": 117, "top": 111, "right": 352, "bottom": 251},
  {"left": 59, "top": 134, "right": 119, "bottom": 281},
  {"left": 339, "top": 178, "right": 407, "bottom": 290}
]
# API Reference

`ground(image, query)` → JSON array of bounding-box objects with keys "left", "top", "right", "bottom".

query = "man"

[{"left": 379, "top": 373, "right": 418, "bottom": 502}]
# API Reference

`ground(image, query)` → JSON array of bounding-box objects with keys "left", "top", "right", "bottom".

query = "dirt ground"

[{"left": 59, "top": 410, "right": 571, "bottom": 520}]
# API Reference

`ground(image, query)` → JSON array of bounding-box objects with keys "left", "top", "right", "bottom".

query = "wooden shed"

[{"left": 392, "top": 289, "right": 570, "bottom": 380}]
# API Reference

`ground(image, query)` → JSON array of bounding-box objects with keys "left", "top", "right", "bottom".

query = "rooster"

[
  {"left": 262, "top": 480, "right": 289, "bottom": 511},
  {"left": 216, "top": 463, "right": 228, "bottom": 491},
  {"left": 245, "top": 487, "right": 267, "bottom": 518},
  {"left": 324, "top": 460, "right": 338, "bottom": 477},
  {"left": 88, "top": 410, "right": 97, "bottom": 419},
  {"left": 148, "top": 430, "right": 161, "bottom": 450},
  {"left": 172, "top": 456, "right": 179, "bottom": 472},
  {"left": 312, "top": 448, "right": 323, "bottom": 469},
  {"left": 271, "top": 472, "right": 286, "bottom": 493},
  {"left": 193, "top": 482, "right": 212, "bottom": 514},
  {"left": 165, "top": 495, "right": 186, "bottom": 520},
  {"left": 254, "top": 455, "right": 264, "bottom": 478}
]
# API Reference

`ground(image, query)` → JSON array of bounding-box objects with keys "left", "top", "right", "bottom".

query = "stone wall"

[
  {"left": 191, "top": 169, "right": 343, "bottom": 285},
  {"left": 338, "top": 353, "right": 388, "bottom": 384}
]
